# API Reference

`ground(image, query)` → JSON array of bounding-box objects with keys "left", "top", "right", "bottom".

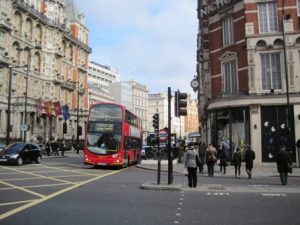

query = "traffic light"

[
  {"left": 152, "top": 113, "right": 159, "bottom": 135},
  {"left": 78, "top": 125, "right": 82, "bottom": 136},
  {"left": 174, "top": 90, "right": 187, "bottom": 117},
  {"left": 63, "top": 122, "right": 67, "bottom": 134}
]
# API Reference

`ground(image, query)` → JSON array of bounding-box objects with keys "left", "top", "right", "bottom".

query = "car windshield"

[{"left": 4, "top": 143, "right": 24, "bottom": 154}]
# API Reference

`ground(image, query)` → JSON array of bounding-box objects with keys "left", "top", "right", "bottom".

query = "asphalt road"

[{"left": 1, "top": 156, "right": 300, "bottom": 225}]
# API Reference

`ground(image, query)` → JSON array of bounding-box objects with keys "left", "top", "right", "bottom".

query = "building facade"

[
  {"left": 87, "top": 61, "right": 118, "bottom": 105},
  {"left": 0, "top": 0, "right": 91, "bottom": 142},
  {"left": 197, "top": 0, "right": 300, "bottom": 164},
  {"left": 184, "top": 96, "right": 199, "bottom": 135},
  {"left": 147, "top": 92, "right": 183, "bottom": 138},
  {"left": 109, "top": 81, "right": 132, "bottom": 111},
  {"left": 126, "top": 80, "right": 149, "bottom": 139}
]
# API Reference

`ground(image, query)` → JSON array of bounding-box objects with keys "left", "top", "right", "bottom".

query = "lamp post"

[
  {"left": 282, "top": 1, "right": 291, "bottom": 148},
  {"left": 6, "top": 65, "right": 27, "bottom": 146},
  {"left": 76, "top": 80, "right": 80, "bottom": 154},
  {"left": 23, "top": 46, "right": 41, "bottom": 142}
]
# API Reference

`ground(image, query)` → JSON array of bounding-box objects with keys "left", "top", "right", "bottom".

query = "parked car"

[
  {"left": 0, "top": 143, "right": 6, "bottom": 152},
  {"left": 141, "top": 145, "right": 154, "bottom": 159},
  {"left": 0, "top": 142, "right": 42, "bottom": 166}
]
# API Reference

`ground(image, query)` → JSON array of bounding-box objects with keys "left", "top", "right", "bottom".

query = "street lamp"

[
  {"left": 23, "top": 46, "right": 41, "bottom": 142},
  {"left": 6, "top": 65, "right": 27, "bottom": 146}
]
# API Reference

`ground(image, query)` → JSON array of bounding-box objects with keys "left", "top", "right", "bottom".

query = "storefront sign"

[{"left": 203, "top": 0, "right": 241, "bottom": 15}]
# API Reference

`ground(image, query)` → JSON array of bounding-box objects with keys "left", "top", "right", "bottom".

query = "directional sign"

[{"left": 20, "top": 124, "right": 30, "bottom": 131}]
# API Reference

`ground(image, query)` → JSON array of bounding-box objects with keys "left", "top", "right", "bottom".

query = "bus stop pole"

[{"left": 167, "top": 87, "right": 173, "bottom": 184}]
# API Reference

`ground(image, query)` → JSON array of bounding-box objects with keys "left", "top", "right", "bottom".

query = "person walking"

[
  {"left": 51, "top": 139, "right": 59, "bottom": 156},
  {"left": 61, "top": 139, "right": 66, "bottom": 156},
  {"left": 198, "top": 142, "right": 206, "bottom": 174},
  {"left": 276, "top": 146, "right": 292, "bottom": 185},
  {"left": 45, "top": 140, "right": 51, "bottom": 156},
  {"left": 178, "top": 140, "right": 185, "bottom": 163},
  {"left": 184, "top": 145, "right": 200, "bottom": 188},
  {"left": 232, "top": 147, "right": 242, "bottom": 178},
  {"left": 244, "top": 146, "right": 255, "bottom": 178},
  {"left": 206, "top": 144, "right": 217, "bottom": 177},
  {"left": 217, "top": 145, "right": 227, "bottom": 174}
]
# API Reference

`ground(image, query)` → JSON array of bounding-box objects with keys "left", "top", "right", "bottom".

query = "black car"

[
  {"left": 0, "top": 143, "right": 6, "bottom": 152},
  {"left": 0, "top": 142, "right": 42, "bottom": 166}
]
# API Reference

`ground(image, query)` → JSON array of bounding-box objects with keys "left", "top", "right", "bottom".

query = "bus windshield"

[{"left": 87, "top": 104, "right": 123, "bottom": 155}]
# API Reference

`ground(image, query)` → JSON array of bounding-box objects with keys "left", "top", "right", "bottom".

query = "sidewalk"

[
  {"left": 138, "top": 159, "right": 300, "bottom": 177},
  {"left": 138, "top": 159, "right": 300, "bottom": 192},
  {"left": 43, "top": 150, "right": 84, "bottom": 159}
]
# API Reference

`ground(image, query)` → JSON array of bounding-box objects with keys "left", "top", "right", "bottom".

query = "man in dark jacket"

[
  {"left": 276, "top": 146, "right": 292, "bottom": 185},
  {"left": 244, "top": 146, "right": 255, "bottom": 178}
]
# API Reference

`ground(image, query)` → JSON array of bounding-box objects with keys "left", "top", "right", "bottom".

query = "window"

[
  {"left": 258, "top": 1, "right": 278, "bottom": 33},
  {"left": 260, "top": 53, "right": 282, "bottom": 90},
  {"left": 223, "top": 60, "right": 237, "bottom": 94},
  {"left": 222, "top": 16, "right": 234, "bottom": 46}
]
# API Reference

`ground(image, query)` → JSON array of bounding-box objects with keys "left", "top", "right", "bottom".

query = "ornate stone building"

[{"left": 0, "top": 0, "right": 91, "bottom": 142}]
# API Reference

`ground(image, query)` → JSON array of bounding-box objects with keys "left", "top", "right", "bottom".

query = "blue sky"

[{"left": 74, "top": 0, "right": 198, "bottom": 97}]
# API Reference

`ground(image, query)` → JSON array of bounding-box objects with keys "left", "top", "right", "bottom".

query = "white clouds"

[{"left": 75, "top": 0, "right": 198, "bottom": 96}]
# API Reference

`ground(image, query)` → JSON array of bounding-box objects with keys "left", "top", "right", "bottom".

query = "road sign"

[
  {"left": 20, "top": 124, "right": 30, "bottom": 131},
  {"left": 159, "top": 129, "right": 168, "bottom": 142}
]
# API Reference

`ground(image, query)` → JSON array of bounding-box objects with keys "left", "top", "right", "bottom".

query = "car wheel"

[
  {"left": 17, "top": 157, "right": 23, "bottom": 166},
  {"left": 36, "top": 155, "right": 42, "bottom": 164}
]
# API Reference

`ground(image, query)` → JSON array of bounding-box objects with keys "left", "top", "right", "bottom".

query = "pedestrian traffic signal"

[
  {"left": 152, "top": 113, "right": 159, "bottom": 134},
  {"left": 174, "top": 90, "right": 187, "bottom": 117},
  {"left": 78, "top": 125, "right": 82, "bottom": 136},
  {"left": 63, "top": 122, "right": 67, "bottom": 134}
]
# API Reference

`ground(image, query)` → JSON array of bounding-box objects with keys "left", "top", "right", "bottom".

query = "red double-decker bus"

[{"left": 84, "top": 102, "right": 142, "bottom": 167}]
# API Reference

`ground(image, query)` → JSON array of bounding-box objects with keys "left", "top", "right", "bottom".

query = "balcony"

[
  {"left": 55, "top": 49, "right": 64, "bottom": 58},
  {"left": 0, "top": 17, "right": 13, "bottom": 31},
  {"left": 62, "top": 80, "right": 75, "bottom": 91},
  {"left": 53, "top": 75, "right": 63, "bottom": 85},
  {"left": 78, "top": 64, "right": 87, "bottom": 72},
  {"left": 0, "top": 53, "right": 10, "bottom": 66},
  {"left": 64, "top": 32, "right": 92, "bottom": 53}
]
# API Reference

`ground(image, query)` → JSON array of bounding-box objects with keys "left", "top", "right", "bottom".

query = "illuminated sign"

[{"left": 95, "top": 123, "right": 114, "bottom": 132}]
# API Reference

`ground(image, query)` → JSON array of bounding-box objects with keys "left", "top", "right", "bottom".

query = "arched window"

[
  {"left": 25, "top": 18, "right": 33, "bottom": 40},
  {"left": 14, "top": 11, "right": 22, "bottom": 34}
]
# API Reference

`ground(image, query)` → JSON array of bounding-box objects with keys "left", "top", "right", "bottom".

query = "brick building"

[{"left": 197, "top": 0, "right": 300, "bottom": 164}]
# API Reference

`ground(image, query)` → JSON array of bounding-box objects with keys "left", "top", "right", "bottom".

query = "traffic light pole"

[
  {"left": 167, "top": 87, "right": 173, "bottom": 184},
  {"left": 157, "top": 117, "right": 161, "bottom": 185}
]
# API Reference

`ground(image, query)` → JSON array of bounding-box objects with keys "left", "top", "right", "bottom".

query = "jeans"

[
  {"left": 207, "top": 162, "right": 214, "bottom": 177},
  {"left": 279, "top": 172, "right": 288, "bottom": 185}
]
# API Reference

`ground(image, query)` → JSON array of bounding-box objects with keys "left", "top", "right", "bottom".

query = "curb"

[{"left": 140, "top": 182, "right": 182, "bottom": 191}]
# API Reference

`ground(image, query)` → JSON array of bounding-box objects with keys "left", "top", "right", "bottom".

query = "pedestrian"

[
  {"left": 206, "top": 144, "right": 217, "bottom": 177},
  {"left": 45, "top": 140, "right": 51, "bottom": 156},
  {"left": 184, "top": 144, "right": 200, "bottom": 188},
  {"left": 232, "top": 147, "right": 242, "bottom": 178},
  {"left": 51, "top": 139, "right": 59, "bottom": 156},
  {"left": 198, "top": 142, "right": 206, "bottom": 174},
  {"left": 244, "top": 145, "right": 255, "bottom": 178},
  {"left": 276, "top": 146, "right": 292, "bottom": 185},
  {"left": 178, "top": 140, "right": 185, "bottom": 163},
  {"left": 217, "top": 144, "right": 227, "bottom": 174},
  {"left": 60, "top": 139, "right": 66, "bottom": 156}
]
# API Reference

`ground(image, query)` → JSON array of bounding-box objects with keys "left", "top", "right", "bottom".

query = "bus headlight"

[{"left": 112, "top": 154, "right": 118, "bottom": 158}]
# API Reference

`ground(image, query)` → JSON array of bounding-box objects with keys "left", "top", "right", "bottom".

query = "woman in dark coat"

[
  {"left": 217, "top": 145, "right": 227, "bottom": 174},
  {"left": 276, "top": 146, "right": 292, "bottom": 185},
  {"left": 232, "top": 148, "right": 242, "bottom": 178},
  {"left": 244, "top": 146, "right": 255, "bottom": 178}
]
